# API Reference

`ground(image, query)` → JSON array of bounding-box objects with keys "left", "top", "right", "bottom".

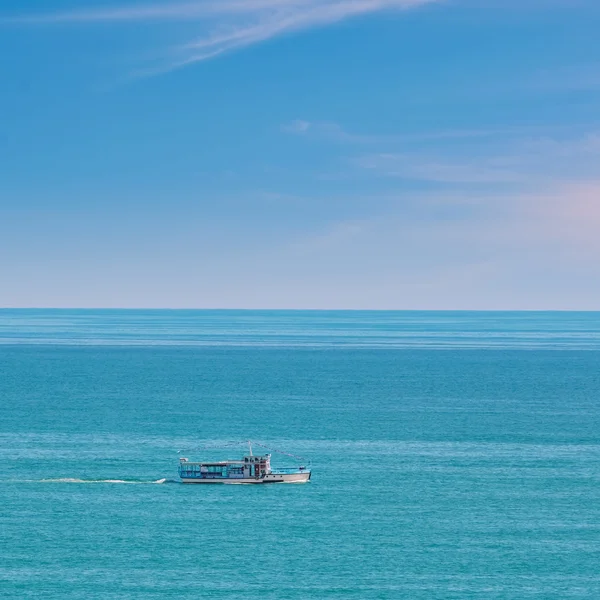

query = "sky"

[{"left": 0, "top": 0, "right": 599, "bottom": 309}]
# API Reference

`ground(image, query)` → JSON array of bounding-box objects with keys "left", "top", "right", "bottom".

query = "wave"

[
  {"left": 39, "top": 477, "right": 172, "bottom": 484},
  {"left": 2, "top": 334, "right": 600, "bottom": 350},
  {"left": 2, "top": 310, "right": 600, "bottom": 351}
]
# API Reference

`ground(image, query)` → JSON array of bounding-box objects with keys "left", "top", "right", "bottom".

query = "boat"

[{"left": 178, "top": 441, "right": 311, "bottom": 484}]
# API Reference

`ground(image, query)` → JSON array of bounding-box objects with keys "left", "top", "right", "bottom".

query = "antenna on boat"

[{"left": 248, "top": 440, "right": 253, "bottom": 456}]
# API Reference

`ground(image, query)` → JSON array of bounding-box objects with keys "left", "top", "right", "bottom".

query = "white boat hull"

[{"left": 181, "top": 472, "right": 311, "bottom": 484}]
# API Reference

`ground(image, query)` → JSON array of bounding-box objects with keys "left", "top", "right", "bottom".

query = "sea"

[{"left": 1, "top": 310, "right": 600, "bottom": 599}]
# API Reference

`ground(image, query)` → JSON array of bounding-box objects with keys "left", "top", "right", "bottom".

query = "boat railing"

[{"left": 270, "top": 467, "right": 310, "bottom": 474}]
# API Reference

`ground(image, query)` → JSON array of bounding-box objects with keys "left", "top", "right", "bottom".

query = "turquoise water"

[{"left": 2, "top": 310, "right": 600, "bottom": 598}]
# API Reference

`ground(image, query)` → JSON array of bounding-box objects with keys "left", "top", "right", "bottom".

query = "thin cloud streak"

[
  {"left": 1, "top": 1, "right": 319, "bottom": 24},
  {"left": 357, "top": 153, "right": 523, "bottom": 183},
  {"left": 281, "top": 119, "right": 533, "bottom": 144},
  {"left": 175, "top": 0, "right": 441, "bottom": 70},
  {"left": 3, "top": 0, "right": 440, "bottom": 73},
  {"left": 350, "top": 130, "right": 600, "bottom": 184}
]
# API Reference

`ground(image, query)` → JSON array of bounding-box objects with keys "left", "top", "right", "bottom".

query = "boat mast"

[{"left": 248, "top": 440, "right": 253, "bottom": 456}]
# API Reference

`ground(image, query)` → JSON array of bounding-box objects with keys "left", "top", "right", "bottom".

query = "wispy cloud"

[
  {"left": 350, "top": 131, "right": 600, "bottom": 184},
  {"left": 2, "top": 1, "right": 317, "bottom": 24},
  {"left": 281, "top": 119, "right": 531, "bottom": 145},
  {"left": 281, "top": 119, "right": 385, "bottom": 142},
  {"left": 357, "top": 153, "right": 523, "bottom": 183},
  {"left": 3, "top": 0, "right": 439, "bottom": 74},
  {"left": 282, "top": 118, "right": 600, "bottom": 186},
  {"left": 282, "top": 119, "right": 313, "bottom": 135},
  {"left": 285, "top": 178, "right": 600, "bottom": 309}
]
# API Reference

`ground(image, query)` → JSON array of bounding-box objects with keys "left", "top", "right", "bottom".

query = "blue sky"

[{"left": 1, "top": 0, "right": 599, "bottom": 309}]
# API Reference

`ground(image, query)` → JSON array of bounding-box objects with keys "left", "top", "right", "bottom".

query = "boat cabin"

[
  {"left": 178, "top": 453, "right": 272, "bottom": 480},
  {"left": 243, "top": 453, "right": 271, "bottom": 478}
]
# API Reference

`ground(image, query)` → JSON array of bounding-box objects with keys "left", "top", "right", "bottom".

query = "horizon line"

[{"left": 1, "top": 307, "right": 599, "bottom": 313}]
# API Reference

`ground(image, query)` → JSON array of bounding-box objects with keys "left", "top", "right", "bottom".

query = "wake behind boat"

[{"left": 178, "top": 441, "right": 311, "bottom": 484}]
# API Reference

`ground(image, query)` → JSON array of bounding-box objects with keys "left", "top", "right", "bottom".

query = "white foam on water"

[{"left": 39, "top": 478, "right": 170, "bottom": 484}]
